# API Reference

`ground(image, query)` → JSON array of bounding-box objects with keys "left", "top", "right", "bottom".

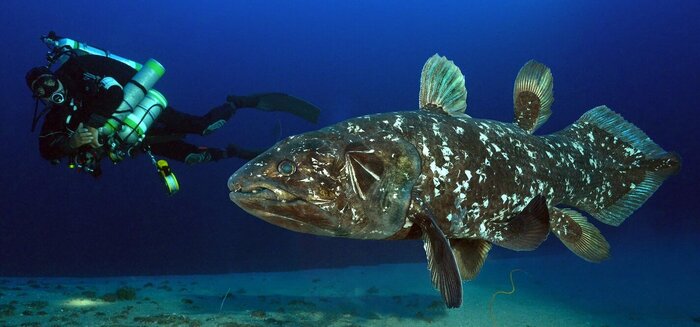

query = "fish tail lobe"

[{"left": 566, "top": 106, "right": 680, "bottom": 226}]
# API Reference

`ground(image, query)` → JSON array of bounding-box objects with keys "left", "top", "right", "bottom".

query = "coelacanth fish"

[{"left": 227, "top": 54, "right": 680, "bottom": 308}]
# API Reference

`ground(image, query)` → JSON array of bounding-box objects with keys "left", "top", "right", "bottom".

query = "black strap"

[
  {"left": 129, "top": 79, "right": 148, "bottom": 95},
  {"left": 30, "top": 99, "right": 51, "bottom": 132}
]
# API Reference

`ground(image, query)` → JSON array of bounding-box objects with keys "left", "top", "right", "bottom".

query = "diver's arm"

[
  {"left": 57, "top": 55, "right": 126, "bottom": 129},
  {"left": 86, "top": 76, "right": 123, "bottom": 128},
  {"left": 38, "top": 107, "right": 79, "bottom": 160}
]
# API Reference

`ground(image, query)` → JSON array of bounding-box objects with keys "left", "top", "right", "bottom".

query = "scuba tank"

[
  {"left": 40, "top": 32, "right": 178, "bottom": 195},
  {"left": 42, "top": 31, "right": 142, "bottom": 71},
  {"left": 119, "top": 88, "right": 168, "bottom": 144},
  {"left": 101, "top": 58, "right": 166, "bottom": 142}
]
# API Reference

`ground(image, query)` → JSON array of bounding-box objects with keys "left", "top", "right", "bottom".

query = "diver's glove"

[{"left": 225, "top": 144, "right": 263, "bottom": 160}]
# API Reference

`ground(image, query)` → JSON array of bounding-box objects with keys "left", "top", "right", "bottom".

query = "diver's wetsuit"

[
  {"left": 38, "top": 54, "right": 246, "bottom": 165},
  {"left": 145, "top": 98, "right": 261, "bottom": 163}
]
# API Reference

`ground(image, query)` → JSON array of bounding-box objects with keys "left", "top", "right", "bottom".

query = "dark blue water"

[{"left": 1, "top": 0, "right": 697, "bottom": 283}]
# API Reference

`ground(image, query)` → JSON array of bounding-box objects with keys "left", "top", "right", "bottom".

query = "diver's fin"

[
  {"left": 491, "top": 195, "right": 550, "bottom": 251},
  {"left": 513, "top": 60, "right": 554, "bottom": 133},
  {"left": 550, "top": 207, "right": 610, "bottom": 262},
  {"left": 450, "top": 238, "right": 492, "bottom": 281},
  {"left": 229, "top": 93, "right": 321, "bottom": 123},
  {"left": 419, "top": 54, "right": 468, "bottom": 118},
  {"left": 413, "top": 202, "right": 463, "bottom": 308}
]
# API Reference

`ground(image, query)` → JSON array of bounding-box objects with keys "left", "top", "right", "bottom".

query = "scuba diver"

[{"left": 26, "top": 32, "right": 320, "bottom": 194}]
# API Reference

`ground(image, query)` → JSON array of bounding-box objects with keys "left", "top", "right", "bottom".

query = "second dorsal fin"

[
  {"left": 513, "top": 60, "right": 554, "bottom": 133},
  {"left": 419, "top": 54, "right": 467, "bottom": 117}
]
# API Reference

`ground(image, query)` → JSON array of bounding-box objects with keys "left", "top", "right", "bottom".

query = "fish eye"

[{"left": 277, "top": 160, "right": 296, "bottom": 176}]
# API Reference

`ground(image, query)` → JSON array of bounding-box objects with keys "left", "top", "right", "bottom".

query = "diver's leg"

[
  {"left": 149, "top": 140, "right": 225, "bottom": 165},
  {"left": 149, "top": 140, "right": 262, "bottom": 164},
  {"left": 158, "top": 105, "right": 237, "bottom": 136},
  {"left": 157, "top": 92, "right": 320, "bottom": 136}
]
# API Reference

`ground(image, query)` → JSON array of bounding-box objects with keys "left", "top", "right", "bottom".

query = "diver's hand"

[
  {"left": 86, "top": 126, "right": 102, "bottom": 148},
  {"left": 68, "top": 123, "right": 95, "bottom": 149}
]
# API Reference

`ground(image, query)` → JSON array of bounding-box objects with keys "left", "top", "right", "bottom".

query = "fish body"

[
  {"left": 228, "top": 55, "right": 680, "bottom": 308},
  {"left": 296, "top": 110, "right": 651, "bottom": 242}
]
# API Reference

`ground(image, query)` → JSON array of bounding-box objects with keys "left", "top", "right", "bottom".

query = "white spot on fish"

[
  {"left": 476, "top": 169, "right": 487, "bottom": 183},
  {"left": 347, "top": 124, "right": 364, "bottom": 133},
  {"left": 393, "top": 117, "right": 405, "bottom": 132},
  {"left": 572, "top": 142, "right": 585, "bottom": 155},
  {"left": 479, "top": 222, "right": 487, "bottom": 235},
  {"left": 421, "top": 136, "right": 430, "bottom": 156},
  {"left": 441, "top": 146, "right": 454, "bottom": 159},
  {"left": 479, "top": 132, "right": 488, "bottom": 144}
]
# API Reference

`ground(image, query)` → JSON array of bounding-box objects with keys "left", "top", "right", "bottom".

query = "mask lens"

[
  {"left": 33, "top": 75, "right": 59, "bottom": 97},
  {"left": 33, "top": 86, "right": 46, "bottom": 97}
]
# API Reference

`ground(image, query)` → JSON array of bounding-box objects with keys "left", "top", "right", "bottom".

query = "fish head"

[{"left": 228, "top": 125, "right": 422, "bottom": 239}]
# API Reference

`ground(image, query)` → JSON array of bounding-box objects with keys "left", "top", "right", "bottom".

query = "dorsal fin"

[
  {"left": 419, "top": 54, "right": 467, "bottom": 117},
  {"left": 513, "top": 60, "right": 554, "bottom": 133}
]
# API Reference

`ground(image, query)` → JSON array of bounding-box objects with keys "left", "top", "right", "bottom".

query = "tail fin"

[{"left": 567, "top": 106, "right": 680, "bottom": 226}]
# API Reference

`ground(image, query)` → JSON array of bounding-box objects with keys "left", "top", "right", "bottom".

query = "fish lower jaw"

[{"left": 230, "top": 184, "right": 300, "bottom": 203}]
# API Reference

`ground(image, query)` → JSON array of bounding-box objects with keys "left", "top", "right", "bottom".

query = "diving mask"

[{"left": 32, "top": 74, "right": 66, "bottom": 104}]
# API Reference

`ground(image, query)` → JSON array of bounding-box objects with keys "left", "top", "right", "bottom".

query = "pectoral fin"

[
  {"left": 492, "top": 195, "right": 550, "bottom": 251},
  {"left": 412, "top": 203, "right": 462, "bottom": 308},
  {"left": 344, "top": 144, "right": 384, "bottom": 200},
  {"left": 343, "top": 137, "right": 421, "bottom": 238},
  {"left": 450, "top": 238, "right": 492, "bottom": 281},
  {"left": 550, "top": 207, "right": 610, "bottom": 262}
]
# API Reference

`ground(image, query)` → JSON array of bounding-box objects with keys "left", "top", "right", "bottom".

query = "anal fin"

[
  {"left": 412, "top": 203, "right": 463, "bottom": 308},
  {"left": 451, "top": 239, "right": 492, "bottom": 281},
  {"left": 550, "top": 207, "right": 610, "bottom": 262},
  {"left": 492, "top": 195, "right": 550, "bottom": 251}
]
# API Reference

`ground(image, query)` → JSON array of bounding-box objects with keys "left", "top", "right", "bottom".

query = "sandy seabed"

[{"left": 1, "top": 246, "right": 697, "bottom": 327}]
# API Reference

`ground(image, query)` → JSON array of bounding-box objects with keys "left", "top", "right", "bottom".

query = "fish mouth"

[
  {"left": 227, "top": 176, "right": 337, "bottom": 236},
  {"left": 228, "top": 180, "right": 301, "bottom": 204}
]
